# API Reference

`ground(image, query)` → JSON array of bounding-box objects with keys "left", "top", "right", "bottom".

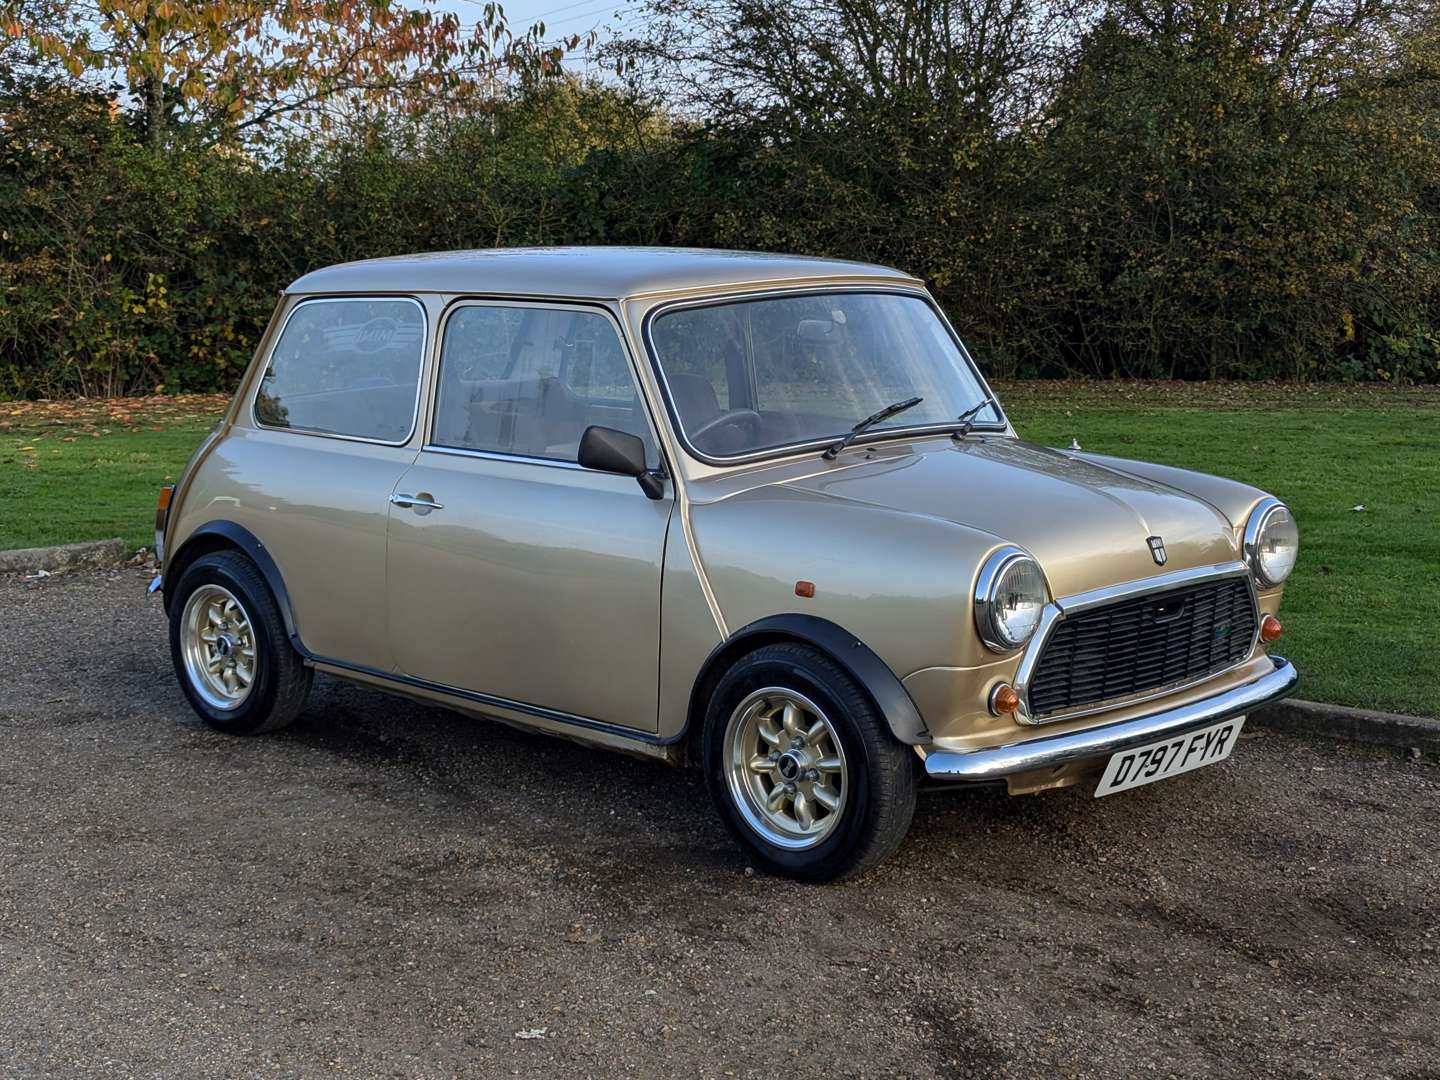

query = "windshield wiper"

[
  {"left": 950, "top": 398, "right": 994, "bottom": 441},
  {"left": 823, "top": 396, "right": 924, "bottom": 460}
]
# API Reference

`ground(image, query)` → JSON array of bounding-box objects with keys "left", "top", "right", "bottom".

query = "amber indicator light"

[
  {"left": 990, "top": 683, "right": 1021, "bottom": 716},
  {"left": 794, "top": 580, "right": 816, "bottom": 598},
  {"left": 1259, "top": 615, "right": 1283, "bottom": 642},
  {"left": 155, "top": 484, "right": 175, "bottom": 532}
]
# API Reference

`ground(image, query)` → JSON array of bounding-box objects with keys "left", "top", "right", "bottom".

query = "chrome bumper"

[{"left": 923, "top": 655, "right": 1297, "bottom": 782}]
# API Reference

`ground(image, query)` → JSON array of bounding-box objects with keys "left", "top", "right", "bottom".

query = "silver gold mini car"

[{"left": 154, "top": 247, "right": 1299, "bottom": 881}]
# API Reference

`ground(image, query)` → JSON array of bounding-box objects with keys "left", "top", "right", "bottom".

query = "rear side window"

[{"left": 254, "top": 298, "right": 426, "bottom": 442}]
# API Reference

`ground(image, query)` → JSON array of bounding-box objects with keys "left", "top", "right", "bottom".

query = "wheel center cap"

[
  {"left": 215, "top": 635, "right": 235, "bottom": 658},
  {"left": 777, "top": 751, "right": 806, "bottom": 781}
]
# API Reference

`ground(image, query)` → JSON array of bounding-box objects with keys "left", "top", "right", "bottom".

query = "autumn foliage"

[
  {"left": 3, "top": 0, "right": 584, "bottom": 143},
  {"left": 2, "top": 0, "right": 1439, "bottom": 397}
]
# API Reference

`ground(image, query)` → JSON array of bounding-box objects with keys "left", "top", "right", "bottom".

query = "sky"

[{"left": 435, "top": 0, "right": 639, "bottom": 73}]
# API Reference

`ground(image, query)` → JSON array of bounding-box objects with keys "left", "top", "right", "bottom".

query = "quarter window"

[
  {"left": 255, "top": 298, "right": 425, "bottom": 442},
  {"left": 432, "top": 304, "right": 654, "bottom": 463}
]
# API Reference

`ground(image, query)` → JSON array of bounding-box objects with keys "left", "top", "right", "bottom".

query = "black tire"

[
  {"left": 168, "top": 550, "right": 313, "bottom": 735},
  {"left": 701, "top": 643, "right": 918, "bottom": 882}
]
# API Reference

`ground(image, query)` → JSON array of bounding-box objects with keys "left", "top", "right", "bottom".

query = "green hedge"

[{"left": 3, "top": 58, "right": 1438, "bottom": 399}]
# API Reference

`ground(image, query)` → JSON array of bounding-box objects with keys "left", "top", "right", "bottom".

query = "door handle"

[{"left": 389, "top": 492, "right": 444, "bottom": 511}]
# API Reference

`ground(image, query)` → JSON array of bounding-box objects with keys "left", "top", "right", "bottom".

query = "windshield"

[{"left": 649, "top": 291, "right": 1002, "bottom": 459}]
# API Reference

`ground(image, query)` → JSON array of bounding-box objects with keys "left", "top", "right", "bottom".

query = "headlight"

[
  {"left": 1244, "top": 499, "right": 1299, "bottom": 587},
  {"left": 974, "top": 547, "right": 1047, "bottom": 652}
]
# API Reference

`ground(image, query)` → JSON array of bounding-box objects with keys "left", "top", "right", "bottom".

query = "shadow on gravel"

[{"left": 269, "top": 675, "right": 732, "bottom": 863}]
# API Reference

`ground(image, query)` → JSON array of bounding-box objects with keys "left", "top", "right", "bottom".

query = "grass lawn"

[
  {"left": 2, "top": 382, "right": 1436, "bottom": 716},
  {"left": 0, "top": 396, "right": 225, "bottom": 553}
]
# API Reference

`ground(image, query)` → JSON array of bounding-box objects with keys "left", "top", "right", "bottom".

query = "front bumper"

[{"left": 922, "top": 655, "right": 1297, "bottom": 782}]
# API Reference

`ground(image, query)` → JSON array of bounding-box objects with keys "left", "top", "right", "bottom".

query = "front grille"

[{"left": 1027, "top": 576, "right": 1257, "bottom": 720}]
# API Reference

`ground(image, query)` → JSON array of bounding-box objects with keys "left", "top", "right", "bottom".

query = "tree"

[
  {"left": 613, "top": 0, "right": 1071, "bottom": 133},
  {"left": 606, "top": 0, "right": 1076, "bottom": 355},
  {"left": 2, "top": 0, "right": 586, "bottom": 146}
]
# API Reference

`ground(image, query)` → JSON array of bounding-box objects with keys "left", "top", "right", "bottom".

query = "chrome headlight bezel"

[
  {"left": 1244, "top": 498, "right": 1299, "bottom": 588},
  {"left": 974, "top": 546, "right": 1048, "bottom": 653}
]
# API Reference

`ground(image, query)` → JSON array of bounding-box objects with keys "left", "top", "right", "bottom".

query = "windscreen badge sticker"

[{"left": 355, "top": 318, "right": 397, "bottom": 353}]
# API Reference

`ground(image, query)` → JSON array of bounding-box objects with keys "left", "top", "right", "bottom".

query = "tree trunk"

[
  {"left": 146, "top": 74, "right": 166, "bottom": 148},
  {"left": 142, "top": 0, "right": 165, "bottom": 149}
]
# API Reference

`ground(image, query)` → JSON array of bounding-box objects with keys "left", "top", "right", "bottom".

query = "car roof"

[{"left": 285, "top": 246, "right": 921, "bottom": 300}]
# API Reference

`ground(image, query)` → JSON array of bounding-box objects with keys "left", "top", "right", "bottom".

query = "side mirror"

[{"left": 577, "top": 426, "right": 666, "bottom": 500}]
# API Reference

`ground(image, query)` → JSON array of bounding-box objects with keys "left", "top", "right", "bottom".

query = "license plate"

[{"left": 1094, "top": 717, "right": 1244, "bottom": 798}]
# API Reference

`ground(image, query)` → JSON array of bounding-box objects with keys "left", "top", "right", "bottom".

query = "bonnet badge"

[{"left": 1147, "top": 536, "right": 1168, "bottom": 566}]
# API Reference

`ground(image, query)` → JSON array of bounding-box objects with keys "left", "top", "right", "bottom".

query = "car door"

[{"left": 383, "top": 300, "right": 672, "bottom": 732}]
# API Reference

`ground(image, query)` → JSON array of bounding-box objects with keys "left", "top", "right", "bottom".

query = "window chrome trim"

[
  {"left": 1011, "top": 560, "right": 1262, "bottom": 726},
  {"left": 973, "top": 545, "right": 1046, "bottom": 653},
  {"left": 249, "top": 295, "right": 428, "bottom": 447},
  {"left": 640, "top": 285, "right": 1009, "bottom": 468},
  {"left": 419, "top": 443, "right": 588, "bottom": 472},
  {"left": 1243, "top": 497, "right": 1292, "bottom": 587},
  {"left": 425, "top": 296, "right": 665, "bottom": 470}
]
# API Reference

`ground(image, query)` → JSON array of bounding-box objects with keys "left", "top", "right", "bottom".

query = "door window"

[
  {"left": 254, "top": 297, "right": 426, "bottom": 443},
  {"left": 431, "top": 304, "right": 655, "bottom": 463}
]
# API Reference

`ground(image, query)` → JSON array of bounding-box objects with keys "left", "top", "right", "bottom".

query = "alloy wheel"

[
  {"left": 180, "top": 584, "right": 259, "bottom": 711},
  {"left": 724, "top": 687, "right": 849, "bottom": 849}
]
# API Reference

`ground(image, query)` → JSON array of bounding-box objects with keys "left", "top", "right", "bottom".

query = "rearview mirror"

[
  {"left": 577, "top": 426, "right": 665, "bottom": 500},
  {"left": 796, "top": 318, "right": 843, "bottom": 345}
]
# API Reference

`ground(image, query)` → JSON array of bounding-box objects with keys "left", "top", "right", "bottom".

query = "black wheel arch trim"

[
  {"left": 163, "top": 521, "right": 300, "bottom": 648},
  {"left": 690, "top": 614, "right": 931, "bottom": 746}
]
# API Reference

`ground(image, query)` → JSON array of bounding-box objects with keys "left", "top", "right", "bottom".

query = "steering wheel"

[{"left": 689, "top": 408, "right": 763, "bottom": 446}]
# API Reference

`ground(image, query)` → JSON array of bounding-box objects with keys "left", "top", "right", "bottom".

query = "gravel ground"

[{"left": 2, "top": 569, "right": 1437, "bottom": 1079}]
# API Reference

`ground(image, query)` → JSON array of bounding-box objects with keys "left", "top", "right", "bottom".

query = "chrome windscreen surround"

[
  {"left": 640, "top": 285, "right": 1009, "bottom": 468},
  {"left": 1011, "top": 560, "right": 1260, "bottom": 726}
]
